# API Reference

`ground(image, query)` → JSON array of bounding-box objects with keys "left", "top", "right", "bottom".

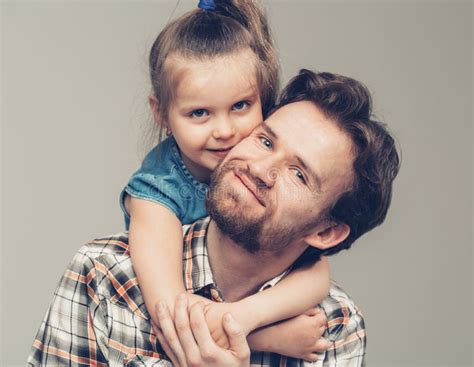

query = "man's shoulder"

[
  {"left": 322, "top": 281, "right": 361, "bottom": 316},
  {"left": 77, "top": 232, "right": 131, "bottom": 260},
  {"left": 251, "top": 281, "right": 366, "bottom": 365},
  {"left": 320, "top": 281, "right": 366, "bottom": 350},
  {"left": 78, "top": 223, "right": 194, "bottom": 260}
]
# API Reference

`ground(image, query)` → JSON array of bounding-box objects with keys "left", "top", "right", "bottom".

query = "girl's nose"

[{"left": 212, "top": 117, "right": 236, "bottom": 140}]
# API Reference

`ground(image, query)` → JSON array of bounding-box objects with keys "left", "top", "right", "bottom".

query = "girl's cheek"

[
  {"left": 232, "top": 141, "right": 256, "bottom": 158},
  {"left": 235, "top": 134, "right": 248, "bottom": 145}
]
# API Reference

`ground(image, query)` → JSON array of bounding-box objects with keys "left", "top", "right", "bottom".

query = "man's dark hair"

[{"left": 279, "top": 69, "right": 400, "bottom": 260}]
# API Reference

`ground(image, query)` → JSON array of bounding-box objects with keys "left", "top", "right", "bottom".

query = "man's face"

[{"left": 206, "top": 101, "right": 356, "bottom": 253}]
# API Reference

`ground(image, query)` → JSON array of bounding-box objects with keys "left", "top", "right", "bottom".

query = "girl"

[{"left": 121, "top": 0, "right": 331, "bottom": 361}]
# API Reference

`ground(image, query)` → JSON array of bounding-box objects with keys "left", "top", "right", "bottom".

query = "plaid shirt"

[{"left": 28, "top": 216, "right": 366, "bottom": 366}]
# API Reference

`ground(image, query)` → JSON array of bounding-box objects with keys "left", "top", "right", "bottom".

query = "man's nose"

[
  {"left": 247, "top": 155, "right": 281, "bottom": 189},
  {"left": 212, "top": 115, "right": 236, "bottom": 140}
]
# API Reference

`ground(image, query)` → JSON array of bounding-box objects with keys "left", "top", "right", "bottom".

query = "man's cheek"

[{"left": 230, "top": 142, "right": 257, "bottom": 161}]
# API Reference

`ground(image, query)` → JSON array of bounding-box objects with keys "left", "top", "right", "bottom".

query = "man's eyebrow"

[{"left": 260, "top": 122, "right": 277, "bottom": 139}]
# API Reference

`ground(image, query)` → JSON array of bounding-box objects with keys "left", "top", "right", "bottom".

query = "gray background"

[{"left": 1, "top": 0, "right": 473, "bottom": 366}]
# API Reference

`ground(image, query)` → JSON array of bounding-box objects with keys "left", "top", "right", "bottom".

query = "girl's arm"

[
  {"left": 204, "top": 258, "right": 331, "bottom": 356},
  {"left": 127, "top": 196, "right": 189, "bottom": 326},
  {"left": 247, "top": 307, "right": 331, "bottom": 361},
  {"left": 242, "top": 258, "right": 331, "bottom": 358},
  {"left": 239, "top": 257, "right": 330, "bottom": 330}
]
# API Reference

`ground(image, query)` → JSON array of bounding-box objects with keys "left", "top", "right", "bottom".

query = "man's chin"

[
  {"left": 210, "top": 200, "right": 263, "bottom": 229},
  {"left": 211, "top": 211, "right": 263, "bottom": 253},
  {"left": 207, "top": 160, "right": 269, "bottom": 253},
  {"left": 207, "top": 194, "right": 265, "bottom": 254}
]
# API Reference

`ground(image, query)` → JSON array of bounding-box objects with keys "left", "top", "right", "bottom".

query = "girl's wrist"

[
  {"left": 233, "top": 297, "right": 267, "bottom": 332},
  {"left": 247, "top": 323, "right": 284, "bottom": 353}
]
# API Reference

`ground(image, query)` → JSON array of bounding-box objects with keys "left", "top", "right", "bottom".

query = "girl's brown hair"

[{"left": 149, "top": 0, "right": 280, "bottom": 139}]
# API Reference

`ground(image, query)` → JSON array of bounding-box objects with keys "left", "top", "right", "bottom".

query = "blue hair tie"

[{"left": 198, "top": 0, "right": 216, "bottom": 11}]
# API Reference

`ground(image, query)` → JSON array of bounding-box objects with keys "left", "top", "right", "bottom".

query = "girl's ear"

[
  {"left": 303, "top": 221, "right": 350, "bottom": 251},
  {"left": 149, "top": 94, "right": 161, "bottom": 124}
]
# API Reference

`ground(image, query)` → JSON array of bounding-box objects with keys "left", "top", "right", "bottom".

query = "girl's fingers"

[
  {"left": 314, "top": 337, "right": 332, "bottom": 352},
  {"left": 155, "top": 302, "right": 187, "bottom": 367},
  {"left": 222, "top": 313, "right": 250, "bottom": 360},
  {"left": 304, "top": 353, "right": 321, "bottom": 362},
  {"left": 304, "top": 307, "right": 319, "bottom": 316},
  {"left": 314, "top": 311, "right": 327, "bottom": 327}
]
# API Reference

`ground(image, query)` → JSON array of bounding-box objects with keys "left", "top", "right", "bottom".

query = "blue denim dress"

[{"left": 120, "top": 137, "right": 209, "bottom": 230}]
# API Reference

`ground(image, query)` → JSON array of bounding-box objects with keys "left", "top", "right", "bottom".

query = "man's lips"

[{"left": 233, "top": 171, "right": 266, "bottom": 207}]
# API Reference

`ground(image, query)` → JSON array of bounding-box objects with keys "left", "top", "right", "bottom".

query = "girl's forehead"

[
  {"left": 166, "top": 49, "right": 257, "bottom": 80},
  {"left": 166, "top": 50, "right": 259, "bottom": 102}
]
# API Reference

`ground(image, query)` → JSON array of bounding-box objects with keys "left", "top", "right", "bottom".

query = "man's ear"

[
  {"left": 303, "top": 221, "right": 350, "bottom": 251},
  {"left": 149, "top": 94, "right": 161, "bottom": 124}
]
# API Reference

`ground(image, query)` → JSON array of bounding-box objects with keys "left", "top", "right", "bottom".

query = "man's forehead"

[
  {"left": 260, "top": 101, "right": 355, "bottom": 191},
  {"left": 262, "top": 101, "right": 328, "bottom": 145}
]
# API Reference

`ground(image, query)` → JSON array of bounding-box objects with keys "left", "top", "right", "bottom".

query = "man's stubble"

[{"left": 206, "top": 160, "right": 322, "bottom": 255}]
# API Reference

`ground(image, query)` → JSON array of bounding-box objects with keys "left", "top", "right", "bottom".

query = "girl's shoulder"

[
  {"left": 123, "top": 137, "right": 207, "bottom": 224},
  {"left": 140, "top": 137, "right": 178, "bottom": 173}
]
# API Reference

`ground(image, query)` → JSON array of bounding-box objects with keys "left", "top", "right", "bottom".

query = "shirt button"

[{"left": 210, "top": 288, "right": 223, "bottom": 302}]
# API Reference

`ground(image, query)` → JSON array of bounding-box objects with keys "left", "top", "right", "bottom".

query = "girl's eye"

[
  {"left": 292, "top": 169, "right": 307, "bottom": 184},
  {"left": 232, "top": 101, "right": 249, "bottom": 111},
  {"left": 190, "top": 109, "right": 209, "bottom": 118},
  {"left": 259, "top": 136, "right": 273, "bottom": 149}
]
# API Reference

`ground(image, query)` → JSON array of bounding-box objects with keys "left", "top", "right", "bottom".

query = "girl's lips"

[{"left": 208, "top": 147, "right": 233, "bottom": 157}]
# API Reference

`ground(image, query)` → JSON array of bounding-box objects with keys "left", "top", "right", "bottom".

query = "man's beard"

[
  {"left": 206, "top": 160, "right": 320, "bottom": 254},
  {"left": 206, "top": 161, "right": 267, "bottom": 253}
]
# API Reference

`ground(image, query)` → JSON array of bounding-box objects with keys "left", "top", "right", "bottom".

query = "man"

[{"left": 27, "top": 70, "right": 399, "bottom": 366}]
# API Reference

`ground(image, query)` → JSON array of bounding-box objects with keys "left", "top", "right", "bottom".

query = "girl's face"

[{"left": 163, "top": 49, "right": 263, "bottom": 183}]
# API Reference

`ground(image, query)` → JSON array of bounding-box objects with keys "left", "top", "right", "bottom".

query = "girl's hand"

[{"left": 250, "top": 307, "right": 331, "bottom": 362}]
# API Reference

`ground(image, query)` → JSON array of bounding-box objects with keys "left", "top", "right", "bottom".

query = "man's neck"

[{"left": 206, "top": 220, "right": 306, "bottom": 302}]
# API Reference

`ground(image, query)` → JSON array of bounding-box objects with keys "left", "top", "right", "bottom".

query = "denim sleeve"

[
  {"left": 120, "top": 142, "right": 189, "bottom": 229},
  {"left": 122, "top": 170, "right": 185, "bottom": 216}
]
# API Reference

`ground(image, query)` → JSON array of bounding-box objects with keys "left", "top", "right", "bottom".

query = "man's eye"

[
  {"left": 232, "top": 101, "right": 249, "bottom": 111},
  {"left": 293, "top": 169, "right": 306, "bottom": 184},
  {"left": 259, "top": 136, "right": 273, "bottom": 149},
  {"left": 190, "top": 109, "right": 209, "bottom": 118}
]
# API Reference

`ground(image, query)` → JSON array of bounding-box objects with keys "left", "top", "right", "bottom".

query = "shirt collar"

[{"left": 182, "top": 216, "right": 290, "bottom": 296}]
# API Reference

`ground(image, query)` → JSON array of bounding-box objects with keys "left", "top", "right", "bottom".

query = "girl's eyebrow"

[
  {"left": 233, "top": 88, "right": 259, "bottom": 100},
  {"left": 178, "top": 87, "right": 258, "bottom": 109}
]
